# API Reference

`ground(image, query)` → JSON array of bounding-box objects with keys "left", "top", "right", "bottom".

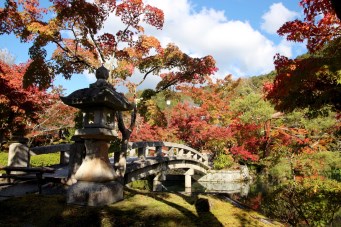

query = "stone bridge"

[
  {"left": 124, "top": 141, "right": 211, "bottom": 187},
  {"left": 6, "top": 140, "right": 250, "bottom": 193},
  {"left": 6, "top": 140, "right": 210, "bottom": 184}
]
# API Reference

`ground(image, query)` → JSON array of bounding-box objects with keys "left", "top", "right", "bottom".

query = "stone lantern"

[{"left": 60, "top": 66, "right": 133, "bottom": 206}]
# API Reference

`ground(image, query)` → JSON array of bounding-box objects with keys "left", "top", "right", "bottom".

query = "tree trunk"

[
  {"left": 114, "top": 104, "right": 137, "bottom": 179},
  {"left": 331, "top": 0, "right": 341, "bottom": 20}
]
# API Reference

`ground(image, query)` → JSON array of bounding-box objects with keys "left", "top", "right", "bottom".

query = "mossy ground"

[
  {"left": 0, "top": 187, "right": 282, "bottom": 227},
  {"left": 0, "top": 152, "right": 281, "bottom": 226}
]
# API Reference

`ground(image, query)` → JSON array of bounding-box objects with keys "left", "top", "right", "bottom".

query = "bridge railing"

[
  {"left": 7, "top": 142, "right": 73, "bottom": 168},
  {"left": 128, "top": 141, "right": 209, "bottom": 166},
  {"left": 30, "top": 144, "right": 72, "bottom": 165}
]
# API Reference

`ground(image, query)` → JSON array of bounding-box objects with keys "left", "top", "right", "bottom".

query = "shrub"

[
  {"left": 268, "top": 157, "right": 292, "bottom": 182},
  {"left": 262, "top": 178, "right": 341, "bottom": 226},
  {"left": 213, "top": 153, "right": 234, "bottom": 170}
]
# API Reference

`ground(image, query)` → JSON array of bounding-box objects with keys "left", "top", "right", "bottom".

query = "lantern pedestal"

[
  {"left": 66, "top": 135, "right": 122, "bottom": 206},
  {"left": 67, "top": 181, "right": 123, "bottom": 206}
]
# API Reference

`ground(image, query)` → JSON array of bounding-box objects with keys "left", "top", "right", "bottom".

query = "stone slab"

[{"left": 66, "top": 181, "right": 123, "bottom": 206}]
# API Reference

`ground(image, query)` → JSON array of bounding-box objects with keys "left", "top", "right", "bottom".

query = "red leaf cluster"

[{"left": 0, "top": 60, "right": 53, "bottom": 139}]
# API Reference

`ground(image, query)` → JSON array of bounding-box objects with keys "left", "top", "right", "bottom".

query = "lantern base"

[{"left": 66, "top": 181, "right": 123, "bottom": 206}]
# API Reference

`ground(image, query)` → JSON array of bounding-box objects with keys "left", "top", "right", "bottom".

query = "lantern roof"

[{"left": 60, "top": 66, "right": 133, "bottom": 111}]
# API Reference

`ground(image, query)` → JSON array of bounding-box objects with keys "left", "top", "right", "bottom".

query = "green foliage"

[
  {"left": 263, "top": 179, "right": 341, "bottom": 226},
  {"left": 268, "top": 151, "right": 341, "bottom": 182},
  {"left": 230, "top": 93, "right": 274, "bottom": 125},
  {"left": 280, "top": 107, "right": 336, "bottom": 134},
  {"left": 268, "top": 157, "right": 292, "bottom": 182},
  {"left": 249, "top": 71, "right": 276, "bottom": 90},
  {"left": 294, "top": 151, "right": 341, "bottom": 178},
  {"left": 213, "top": 153, "right": 234, "bottom": 170},
  {"left": 108, "top": 137, "right": 122, "bottom": 155},
  {"left": 129, "top": 179, "right": 152, "bottom": 191}
]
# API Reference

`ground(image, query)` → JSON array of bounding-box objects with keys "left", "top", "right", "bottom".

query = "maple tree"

[
  {"left": 133, "top": 76, "right": 271, "bottom": 164},
  {"left": 0, "top": 0, "right": 217, "bottom": 166},
  {"left": 0, "top": 0, "right": 216, "bottom": 90},
  {"left": 0, "top": 60, "right": 53, "bottom": 143},
  {"left": 265, "top": 0, "right": 341, "bottom": 112}
]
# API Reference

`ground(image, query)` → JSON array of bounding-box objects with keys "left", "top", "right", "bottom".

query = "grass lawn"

[
  {"left": 0, "top": 151, "right": 60, "bottom": 167},
  {"left": 0, "top": 188, "right": 282, "bottom": 227},
  {"left": 1, "top": 151, "right": 60, "bottom": 175},
  {"left": 0, "top": 151, "right": 7, "bottom": 167}
]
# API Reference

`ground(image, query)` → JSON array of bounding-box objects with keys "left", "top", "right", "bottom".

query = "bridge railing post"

[
  {"left": 156, "top": 146, "right": 162, "bottom": 158},
  {"left": 60, "top": 149, "right": 70, "bottom": 165},
  {"left": 168, "top": 147, "right": 174, "bottom": 157},
  {"left": 185, "top": 168, "right": 194, "bottom": 193},
  {"left": 137, "top": 145, "right": 148, "bottom": 159}
]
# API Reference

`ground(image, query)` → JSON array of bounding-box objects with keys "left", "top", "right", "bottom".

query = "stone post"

[
  {"left": 153, "top": 172, "right": 166, "bottom": 192},
  {"left": 185, "top": 168, "right": 194, "bottom": 193},
  {"left": 8, "top": 137, "right": 30, "bottom": 174}
]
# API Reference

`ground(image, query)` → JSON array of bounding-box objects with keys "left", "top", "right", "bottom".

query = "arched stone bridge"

[
  {"left": 124, "top": 141, "right": 211, "bottom": 184},
  {"left": 6, "top": 141, "right": 210, "bottom": 186}
]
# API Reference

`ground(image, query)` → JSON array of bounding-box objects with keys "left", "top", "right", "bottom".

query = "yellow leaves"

[
  {"left": 140, "top": 35, "right": 161, "bottom": 50},
  {"left": 145, "top": 99, "right": 163, "bottom": 126},
  {"left": 27, "top": 20, "right": 59, "bottom": 37},
  {"left": 27, "top": 21, "right": 45, "bottom": 33},
  {"left": 136, "top": 25, "right": 144, "bottom": 33},
  {"left": 336, "top": 70, "right": 341, "bottom": 84},
  {"left": 289, "top": 64, "right": 297, "bottom": 71},
  {"left": 127, "top": 35, "right": 162, "bottom": 59},
  {"left": 112, "top": 60, "right": 135, "bottom": 80}
]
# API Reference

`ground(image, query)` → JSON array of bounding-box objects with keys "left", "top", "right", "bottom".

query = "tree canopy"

[
  {"left": 265, "top": 0, "right": 341, "bottom": 112},
  {"left": 0, "top": 60, "right": 53, "bottom": 142},
  {"left": 0, "top": 0, "right": 217, "bottom": 91}
]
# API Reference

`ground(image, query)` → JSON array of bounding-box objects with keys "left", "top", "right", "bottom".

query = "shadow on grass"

[
  {"left": 0, "top": 190, "right": 219, "bottom": 226},
  {"left": 126, "top": 187, "right": 223, "bottom": 227},
  {"left": 0, "top": 185, "right": 226, "bottom": 227}
]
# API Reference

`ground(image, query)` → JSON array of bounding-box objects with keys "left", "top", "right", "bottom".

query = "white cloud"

[
  {"left": 84, "top": 70, "right": 96, "bottom": 83},
  {"left": 99, "top": 0, "right": 302, "bottom": 89},
  {"left": 261, "top": 2, "right": 299, "bottom": 34}
]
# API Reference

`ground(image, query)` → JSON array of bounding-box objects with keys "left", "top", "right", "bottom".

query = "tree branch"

[{"left": 89, "top": 32, "right": 105, "bottom": 64}]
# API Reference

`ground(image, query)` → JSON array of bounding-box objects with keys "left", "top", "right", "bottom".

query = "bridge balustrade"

[{"left": 128, "top": 141, "right": 209, "bottom": 166}]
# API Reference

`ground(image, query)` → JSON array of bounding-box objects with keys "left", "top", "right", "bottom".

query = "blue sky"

[{"left": 0, "top": 0, "right": 305, "bottom": 94}]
